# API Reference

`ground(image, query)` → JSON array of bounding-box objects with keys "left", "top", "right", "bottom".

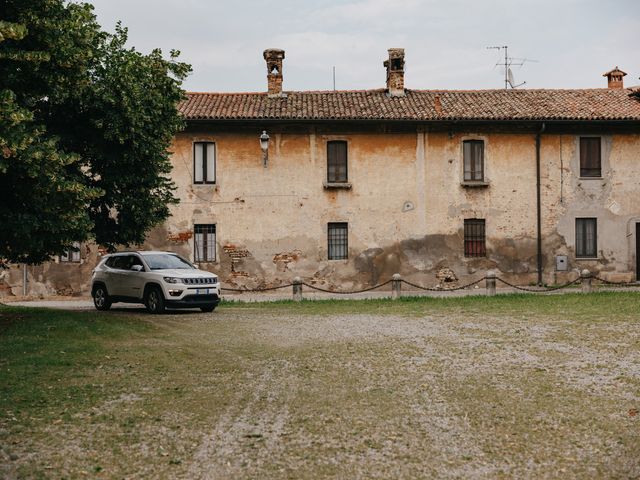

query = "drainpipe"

[{"left": 536, "top": 123, "right": 546, "bottom": 286}]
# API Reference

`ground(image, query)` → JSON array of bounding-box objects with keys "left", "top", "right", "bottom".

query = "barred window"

[
  {"left": 194, "top": 142, "right": 216, "bottom": 184},
  {"left": 194, "top": 224, "right": 216, "bottom": 262},
  {"left": 327, "top": 141, "right": 348, "bottom": 183},
  {"left": 580, "top": 137, "right": 601, "bottom": 178},
  {"left": 328, "top": 222, "right": 348, "bottom": 260},
  {"left": 576, "top": 218, "right": 597, "bottom": 258},
  {"left": 60, "top": 242, "right": 81, "bottom": 263},
  {"left": 464, "top": 219, "right": 486, "bottom": 257},
  {"left": 463, "top": 140, "right": 484, "bottom": 182}
]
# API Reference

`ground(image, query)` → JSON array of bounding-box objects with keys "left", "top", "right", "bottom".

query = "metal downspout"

[{"left": 536, "top": 123, "right": 546, "bottom": 286}]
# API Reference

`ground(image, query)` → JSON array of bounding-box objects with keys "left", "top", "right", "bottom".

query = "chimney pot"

[
  {"left": 384, "top": 48, "right": 405, "bottom": 97},
  {"left": 603, "top": 66, "right": 626, "bottom": 89},
  {"left": 434, "top": 94, "right": 442, "bottom": 115},
  {"left": 264, "top": 48, "right": 285, "bottom": 97}
]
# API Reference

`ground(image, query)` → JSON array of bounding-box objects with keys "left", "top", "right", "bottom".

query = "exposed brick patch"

[
  {"left": 436, "top": 267, "right": 458, "bottom": 288},
  {"left": 168, "top": 231, "right": 193, "bottom": 243},
  {"left": 223, "top": 244, "right": 250, "bottom": 274},
  {"left": 273, "top": 250, "right": 301, "bottom": 272}
]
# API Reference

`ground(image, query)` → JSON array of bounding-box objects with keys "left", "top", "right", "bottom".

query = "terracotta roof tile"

[{"left": 179, "top": 88, "right": 640, "bottom": 122}]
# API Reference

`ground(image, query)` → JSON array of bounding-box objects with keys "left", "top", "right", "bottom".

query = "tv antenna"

[{"left": 486, "top": 45, "right": 537, "bottom": 89}]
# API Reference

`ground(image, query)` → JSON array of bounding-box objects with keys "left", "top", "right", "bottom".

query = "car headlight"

[{"left": 163, "top": 277, "right": 181, "bottom": 284}]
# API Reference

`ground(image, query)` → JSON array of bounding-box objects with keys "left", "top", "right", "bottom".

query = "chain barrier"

[
  {"left": 495, "top": 276, "right": 581, "bottom": 292},
  {"left": 590, "top": 275, "right": 638, "bottom": 287},
  {"left": 219, "top": 273, "right": 637, "bottom": 296},
  {"left": 221, "top": 283, "right": 293, "bottom": 293},
  {"left": 301, "top": 279, "right": 392, "bottom": 294},
  {"left": 400, "top": 277, "right": 487, "bottom": 292}
]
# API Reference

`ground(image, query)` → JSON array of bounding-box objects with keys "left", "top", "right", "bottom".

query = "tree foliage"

[{"left": 0, "top": 0, "right": 190, "bottom": 263}]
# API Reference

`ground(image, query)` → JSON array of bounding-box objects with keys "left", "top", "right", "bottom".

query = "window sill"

[
  {"left": 578, "top": 177, "right": 603, "bottom": 180},
  {"left": 323, "top": 182, "right": 352, "bottom": 190},
  {"left": 461, "top": 181, "right": 490, "bottom": 188},
  {"left": 576, "top": 257, "right": 599, "bottom": 261}
]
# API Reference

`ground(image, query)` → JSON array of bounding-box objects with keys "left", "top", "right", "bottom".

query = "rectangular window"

[
  {"left": 463, "top": 140, "right": 484, "bottom": 182},
  {"left": 328, "top": 222, "right": 348, "bottom": 260},
  {"left": 464, "top": 219, "right": 486, "bottom": 257},
  {"left": 60, "top": 242, "right": 81, "bottom": 263},
  {"left": 327, "top": 141, "right": 348, "bottom": 183},
  {"left": 580, "top": 137, "right": 601, "bottom": 177},
  {"left": 194, "top": 142, "right": 216, "bottom": 184},
  {"left": 576, "top": 218, "right": 597, "bottom": 258},
  {"left": 194, "top": 224, "right": 216, "bottom": 262}
]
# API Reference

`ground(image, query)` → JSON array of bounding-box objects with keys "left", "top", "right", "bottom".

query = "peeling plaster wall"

[
  {"left": 150, "top": 127, "right": 640, "bottom": 289},
  {"left": 547, "top": 133, "right": 640, "bottom": 282},
  {"left": 0, "top": 246, "right": 99, "bottom": 298},
  {"left": 6, "top": 127, "right": 638, "bottom": 296}
]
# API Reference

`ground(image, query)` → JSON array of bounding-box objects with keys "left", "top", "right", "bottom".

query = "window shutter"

[
  {"left": 463, "top": 140, "right": 484, "bottom": 181},
  {"left": 580, "top": 138, "right": 601, "bottom": 177},
  {"left": 327, "top": 141, "right": 347, "bottom": 183},
  {"left": 206, "top": 143, "right": 216, "bottom": 183},
  {"left": 194, "top": 143, "right": 204, "bottom": 183}
]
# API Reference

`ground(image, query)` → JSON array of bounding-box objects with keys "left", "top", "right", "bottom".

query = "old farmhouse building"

[{"left": 3, "top": 49, "right": 640, "bottom": 295}]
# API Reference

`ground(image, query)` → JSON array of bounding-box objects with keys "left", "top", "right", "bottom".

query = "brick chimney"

[
  {"left": 264, "top": 48, "right": 285, "bottom": 97},
  {"left": 384, "top": 48, "right": 405, "bottom": 97},
  {"left": 603, "top": 66, "right": 626, "bottom": 89}
]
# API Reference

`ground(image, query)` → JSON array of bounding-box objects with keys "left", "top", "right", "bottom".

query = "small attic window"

[{"left": 391, "top": 58, "right": 403, "bottom": 70}]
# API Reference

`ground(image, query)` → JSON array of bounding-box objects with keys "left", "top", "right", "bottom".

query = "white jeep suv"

[{"left": 91, "top": 251, "right": 221, "bottom": 313}]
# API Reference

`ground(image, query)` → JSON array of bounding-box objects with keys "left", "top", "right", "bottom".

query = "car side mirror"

[{"left": 131, "top": 264, "right": 144, "bottom": 272}]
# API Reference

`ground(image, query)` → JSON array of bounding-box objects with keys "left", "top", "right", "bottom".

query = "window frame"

[
  {"left": 194, "top": 224, "right": 217, "bottom": 262},
  {"left": 60, "top": 242, "right": 81, "bottom": 263},
  {"left": 193, "top": 141, "right": 216, "bottom": 185},
  {"left": 463, "top": 139, "right": 485, "bottom": 182},
  {"left": 326, "top": 140, "right": 348, "bottom": 184},
  {"left": 575, "top": 218, "right": 598, "bottom": 258},
  {"left": 327, "top": 222, "right": 348, "bottom": 260},
  {"left": 579, "top": 137, "right": 602, "bottom": 178},
  {"left": 464, "top": 219, "right": 486, "bottom": 257}
]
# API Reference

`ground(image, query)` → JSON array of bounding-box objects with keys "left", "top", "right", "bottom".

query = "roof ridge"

[{"left": 184, "top": 87, "right": 635, "bottom": 96}]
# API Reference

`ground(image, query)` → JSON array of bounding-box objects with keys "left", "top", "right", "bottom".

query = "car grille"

[{"left": 183, "top": 277, "right": 217, "bottom": 285}]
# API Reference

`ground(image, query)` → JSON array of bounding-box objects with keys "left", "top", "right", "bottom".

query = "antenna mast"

[{"left": 486, "top": 45, "right": 534, "bottom": 89}]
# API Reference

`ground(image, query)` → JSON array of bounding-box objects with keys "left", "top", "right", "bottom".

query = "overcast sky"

[{"left": 89, "top": 0, "right": 639, "bottom": 93}]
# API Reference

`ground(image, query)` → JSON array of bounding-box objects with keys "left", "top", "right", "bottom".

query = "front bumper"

[{"left": 164, "top": 293, "right": 220, "bottom": 309}]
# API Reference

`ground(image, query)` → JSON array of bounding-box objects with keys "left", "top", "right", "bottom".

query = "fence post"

[
  {"left": 293, "top": 276, "right": 303, "bottom": 301},
  {"left": 391, "top": 273, "right": 402, "bottom": 300},
  {"left": 580, "top": 269, "right": 592, "bottom": 293},
  {"left": 486, "top": 270, "right": 496, "bottom": 296}
]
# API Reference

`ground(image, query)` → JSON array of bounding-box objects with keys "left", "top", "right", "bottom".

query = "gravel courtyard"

[{"left": 1, "top": 293, "right": 639, "bottom": 479}]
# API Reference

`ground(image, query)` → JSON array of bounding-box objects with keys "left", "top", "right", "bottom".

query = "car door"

[
  {"left": 119, "top": 254, "right": 147, "bottom": 300},
  {"left": 104, "top": 255, "right": 129, "bottom": 297}
]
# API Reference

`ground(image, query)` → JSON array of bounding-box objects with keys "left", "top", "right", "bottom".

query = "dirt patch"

[{"left": 2, "top": 300, "right": 640, "bottom": 479}]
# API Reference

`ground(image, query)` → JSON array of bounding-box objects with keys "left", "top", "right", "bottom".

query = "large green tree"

[{"left": 0, "top": 1, "right": 190, "bottom": 264}]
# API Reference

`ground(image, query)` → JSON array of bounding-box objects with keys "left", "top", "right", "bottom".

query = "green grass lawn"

[{"left": 1, "top": 292, "right": 639, "bottom": 479}]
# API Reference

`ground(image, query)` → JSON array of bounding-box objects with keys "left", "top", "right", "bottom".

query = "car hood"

[{"left": 154, "top": 269, "right": 217, "bottom": 279}]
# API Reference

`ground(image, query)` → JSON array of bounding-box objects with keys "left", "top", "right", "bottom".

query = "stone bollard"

[
  {"left": 486, "top": 270, "right": 497, "bottom": 296},
  {"left": 391, "top": 273, "right": 402, "bottom": 300},
  {"left": 292, "top": 276, "right": 303, "bottom": 301},
  {"left": 580, "top": 269, "right": 592, "bottom": 293}
]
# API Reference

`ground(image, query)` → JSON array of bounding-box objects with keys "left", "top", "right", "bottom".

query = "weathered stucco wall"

[
  {"left": 3, "top": 126, "right": 637, "bottom": 297},
  {"left": 148, "top": 126, "right": 640, "bottom": 290}
]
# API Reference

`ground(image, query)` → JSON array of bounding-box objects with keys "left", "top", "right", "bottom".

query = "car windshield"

[{"left": 143, "top": 254, "right": 195, "bottom": 270}]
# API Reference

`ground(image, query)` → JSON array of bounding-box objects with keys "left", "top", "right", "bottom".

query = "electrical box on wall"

[{"left": 556, "top": 255, "right": 568, "bottom": 271}]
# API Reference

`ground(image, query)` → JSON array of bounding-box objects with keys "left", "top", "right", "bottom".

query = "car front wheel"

[
  {"left": 93, "top": 286, "right": 112, "bottom": 311},
  {"left": 145, "top": 287, "right": 166, "bottom": 314}
]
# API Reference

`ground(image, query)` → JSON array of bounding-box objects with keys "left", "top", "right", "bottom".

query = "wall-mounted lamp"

[{"left": 259, "top": 130, "right": 270, "bottom": 167}]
